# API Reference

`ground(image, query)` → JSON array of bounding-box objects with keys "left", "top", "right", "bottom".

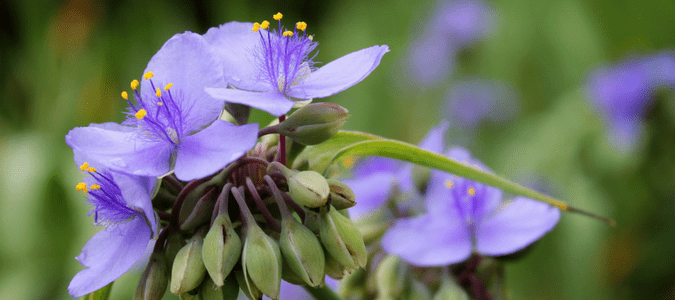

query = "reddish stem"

[{"left": 279, "top": 115, "right": 286, "bottom": 166}]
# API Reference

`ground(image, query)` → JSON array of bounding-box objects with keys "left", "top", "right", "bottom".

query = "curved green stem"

[{"left": 303, "top": 284, "right": 344, "bottom": 300}]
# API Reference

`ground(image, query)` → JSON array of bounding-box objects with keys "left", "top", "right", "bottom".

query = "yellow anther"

[
  {"left": 468, "top": 187, "right": 476, "bottom": 196},
  {"left": 121, "top": 91, "right": 128, "bottom": 100},
  {"left": 261, "top": 20, "right": 270, "bottom": 29},
  {"left": 445, "top": 180, "right": 454, "bottom": 189},
  {"left": 156, "top": 88, "right": 161, "bottom": 97},
  {"left": 308, "top": 35, "right": 314, "bottom": 41},
  {"left": 342, "top": 156, "right": 357, "bottom": 168},
  {"left": 296, "top": 21, "right": 307, "bottom": 31},
  {"left": 135, "top": 109, "right": 147, "bottom": 120},
  {"left": 157, "top": 102, "right": 163, "bottom": 106},
  {"left": 131, "top": 79, "right": 139, "bottom": 90},
  {"left": 253, "top": 22, "right": 261, "bottom": 32},
  {"left": 273, "top": 12, "right": 283, "bottom": 20},
  {"left": 144, "top": 71, "right": 154, "bottom": 80},
  {"left": 75, "top": 182, "right": 88, "bottom": 193},
  {"left": 164, "top": 83, "right": 173, "bottom": 91},
  {"left": 79, "top": 162, "right": 89, "bottom": 171},
  {"left": 283, "top": 31, "right": 293, "bottom": 37},
  {"left": 87, "top": 167, "right": 97, "bottom": 172},
  {"left": 90, "top": 184, "right": 101, "bottom": 190}
]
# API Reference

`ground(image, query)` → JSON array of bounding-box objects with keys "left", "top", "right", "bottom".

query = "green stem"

[{"left": 303, "top": 284, "right": 345, "bottom": 300}]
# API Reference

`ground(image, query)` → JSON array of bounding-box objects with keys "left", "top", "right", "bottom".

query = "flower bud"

[
  {"left": 278, "top": 103, "right": 349, "bottom": 145},
  {"left": 235, "top": 270, "right": 262, "bottom": 300},
  {"left": 242, "top": 225, "right": 282, "bottom": 299},
  {"left": 288, "top": 171, "right": 331, "bottom": 214},
  {"left": 338, "top": 268, "right": 366, "bottom": 298},
  {"left": 433, "top": 275, "right": 469, "bottom": 300},
  {"left": 279, "top": 216, "right": 326, "bottom": 287},
  {"left": 180, "top": 190, "right": 216, "bottom": 231},
  {"left": 134, "top": 253, "right": 170, "bottom": 300},
  {"left": 199, "top": 275, "right": 239, "bottom": 300},
  {"left": 203, "top": 214, "right": 242, "bottom": 286},
  {"left": 319, "top": 207, "right": 367, "bottom": 269},
  {"left": 164, "top": 231, "right": 186, "bottom": 265},
  {"left": 326, "top": 179, "right": 356, "bottom": 210},
  {"left": 375, "top": 255, "right": 407, "bottom": 299},
  {"left": 171, "top": 230, "right": 207, "bottom": 294},
  {"left": 404, "top": 277, "right": 432, "bottom": 300},
  {"left": 324, "top": 251, "right": 351, "bottom": 280}
]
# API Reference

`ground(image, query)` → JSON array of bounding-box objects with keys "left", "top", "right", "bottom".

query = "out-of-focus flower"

[
  {"left": 263, "top": 277, "right": 339, "bottom": 300},
  {"left": 65, "top": 32, "right": 258, "bottom": 181},
  {"left": 381, "top": 147, "right": 560, "bottom": 266},
  {"left": 444, "top": 79, "right": 518, "bottom": 129},
  {"left": 204, "top": 14, "right": 389, "bottom": 117},
  {"left": 68, "top": 159, "right": 158, "bottom": 297},
  {"left": 407, "top": 0, "right": 494, "bottom": 86},
  {"left": 587, "top": 52, "right": 675, "bottom": 151},
  {"left": 341, "top": 122, "right": 449, "bottom": 220}
]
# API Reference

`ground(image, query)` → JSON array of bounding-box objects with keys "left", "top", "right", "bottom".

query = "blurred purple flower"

[
  {"left": 263, "top": 277, "right": 339, "bottom": 300},
  {"left": 204, "top": 18, "right": 389, "bottom": 117},
  {"left": 407, "top": 0, "right": 494, "bottom": 86},
  {"left": 68, "top": 159, "right": 157, "bottom": 298},
  {"left": 65, "top": 32, "right": 258, "bottom": 181},
  {"left": 381, "top": 147, "right": 560, "bottom": 266},
  {"left": 587, "top": 52, "right": 675, "bottom": 150},
  {"left": 341, "top": 122, "right": 449, "bottom": 220},
  {"left": 445, "top": 79, "right": 518, "bottom": 128}
]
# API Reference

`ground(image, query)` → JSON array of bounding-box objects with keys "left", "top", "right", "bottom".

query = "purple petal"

[
  {"left": 406, "top": 33, "right": 455, "bottom": 86},
  {"left": 113, "top": 172, "right": 158, "bottom": 234},
  {"left": 352, "top": 156, "right": 402, "bottom": 178},
  {"left": 434, "top": 0, "right": 494, "bottom": 48},
  {"left": 286, "top": 45, "right": 390, "bottom": 99},
  {"left": 68, "top": 217, "right": 152, "bottom": 297},
  {"left": 475, "top": 197, "right": 560, "bottom": 256},
  {"left": 174, "top": 121, "right": 258, "bottom": 181},
  {"left": 381, "top": 214, "right": 472, "bottom": 266},
  {"left": 203, "top": 22, "right": 272, "bottom": 92},
  {"left": 142, "top": 32, "right": 227, "bottom": 130},
  {"left": 66, "top": 124, "right": 174, "bottom": 177},
  {"left": 343, "top": 172, "right": 396, "bottom": 220},
  {"left": 205, "top": 88, "right": 295, "bottom": 117},
  {"left": 417, "top": 121, "right": 450, "bottom": 153}
]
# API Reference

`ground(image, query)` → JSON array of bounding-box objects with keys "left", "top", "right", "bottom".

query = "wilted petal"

[
  {"left": 382, "top": 214, "right": 471, "bottom": 266},
  {"left": 174, "top": 121, "right": 258, "bottom": 181},
  {"left": 475, "top": 197, "right": 560, "bottom": 256},
  {"left": 68, "top": 217, "right": 152, "bottom": 297},
  {"left": 66, "top": 124, "right": 174, "bottom": 177},
  {"left": 287, "top": 45, "right": 390, "bottom": 99},
  {"left": 205, "top": 88, "right": 295, "bottom": 117}
]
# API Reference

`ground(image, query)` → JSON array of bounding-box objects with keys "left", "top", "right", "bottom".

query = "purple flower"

[
  {"left": 203, "top": 14, "right": 389, "bottom": 117},
  {"left": 65, "top": 32, "right": 258, "bottom": 181},
  {"left": 407, "top": 0, "right": 494, "bottom": 86},
  {"left": 68, "top": 159, "right": 157, "bottom": 297},
  {"left": 263, "top": 277, "right": 339, "bottom": 300},
  {"left": 587, "top": 52, "right": 675, "bottom": 150},
  {"left": 342, "top": 122, "right": 449, "bottom": 219},
  {"left": 381, "top": 147, "right": 560, "bottom": 266},
  {"left": 444, "top": 79, "right": 518, "bottom": 128}
]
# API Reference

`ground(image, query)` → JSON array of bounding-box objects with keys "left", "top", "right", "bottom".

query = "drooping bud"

[
  {"left": 324, "top": 250, "right": 351, "bottom": 279},
  {"left": 375, "top": 255, "right": 407, "bottom": 299},
  {"left": 278, "top": 103, "right": 349, "bottom": 145},
  {"left": 180, "top": 188, "right": 217, "bottom": 231},
  {"left": 202, "top": 214, "right": 242, "bottom": 286},
  {"left": 164, "top": 231, "right": 187, "bottom": 265},
  {"left": 171, "top": 228, "right": 208, "bottom": 294},
  {"left": 279, "top": 216, "right": 326, "bottom": 287},
  {"left": 242, "top": 224, "right": 282, "bottom": 299},
  {"left": 235, "top": 271, "right": 262, "bottom": 300},
  {"left": 326, "top": 179, "right": 356, "bottom": 210},
  {"left": 319, "top": 206, "right": 367, "bottom": 269},
  {"left": 289, "top": 172, "right": 331, "bottom": 213},
  {"left": 433, "top": 275, "right": 469, "bottom": 300},
  {"left": 134, "top": 252, "right": 170, "bottom": 300}
]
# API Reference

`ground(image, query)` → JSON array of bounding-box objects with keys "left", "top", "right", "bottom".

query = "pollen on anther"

[
  {"left": 156, "top": 88, "right": 162, "bottom": 97},
  {"left": 308, "top": 35, "right": 314, "bottom": 41},
  {"left": 121, "top": 91, "right": 128, "bottom": 100},
  {"left": 296, "top": 21, "right": 307, "bottom": 31},
  {"left": 253, "top": 22, "right": 261, "bottom": 32},
  {"left": 90, "top": 184, "right": 101, "bottom": 190},
  {"left": 283, "top": 31, "right": 294, "bottom": 37},
  {"left": 164, "top": 83, "right": 173, "bottom": 91},
  {"left": 144, "top": 72, "right": 154, "bottom": 80},
  {"left": 261, "top": 20, "right": 270, "bottom": 29},
  {"left": 273, "top": 12, "right": 283, "bottom": 20},
  {"left": 131, "top": 80, "right": 139, "bottom": 90},
  {"left": 445, "top": 180, "right": 454, "bottom": 189},
  {"left": 468, "top": 187, "right": 476, "bottom": 196},
  {"left": 87, "top": 167, "right": 97, "bottom": 172},
  {"left": 157, "top": 102, "right": 163, "bottom": 106},
  {"left": 135, "top": 109, "right": 148, "bottom": 120},
  {"left": 76, "top": 182, "right": 88, "bottom": 193},
  {"left": 79, "top": 162, "right": 89, "bottom": 171}
]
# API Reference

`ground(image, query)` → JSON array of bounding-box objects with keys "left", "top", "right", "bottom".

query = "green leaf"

[
  {"left": 323, "top": 138, "right": 614, "bottom": 226},
  {"left": 82, "top": 282, "right": 113, "bottom": 300},
  {"left": 292, "top": 130, "right": 381, "bottom": 172}
]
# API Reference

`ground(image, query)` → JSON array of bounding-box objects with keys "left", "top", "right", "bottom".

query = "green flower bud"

[
  {"left": 199, "top": 275, "right": 239, "bottom": 300},
  {"left": 319, "top": 207, "right": 367, "bottom": 269},
  {"left": 180, "top": 190, "right": 217, "bottom": 231},
  {"left": 281, "top": 257, "right": 306, "bottom": 285},
  {"left": 433, "top": 275, "right": 469, "bottom": 300},
  {"left": 203, "top": 214, "right": 242, "bottom": 286},
  {"left": 375, "top": 255, "right": 407, "bottom": 299},
  {"left": 235, "top": 271, "right": 262, "bottom": 300},
  {"left": 278, "top": 103, "right": 350, "bottom": 145},
  {"left": 171, "top": 230, "right": 207, "bottom": 294},
  {"left": 411, "top": 164, "right": 431, "bottom": 194},
  {"left": 134, "top": 252, "right": 170, "bottom": 300},
  {"left": 178, "top": 291, "right": 197, "bottom": 300},
  {"left": 326, "top": 179, "right": 356, "bottom": 210},
  {"left": 353, "top": 209, "right": 391, "bottom": 245},
  {"left": 404, "top": 277, "right": 432, "bottom": 300},
  {"left": 289, "top": 171, "right": 331, "bottom": 213},
  {"left": 324, "top": 251, "right": 351, "bottom": 280},
  {"left": 279, "top": 216, "right": 326, "bottom": 287},
  {"left": 242, "top": 225, "right": 282, "bottom": 300},
  {"left": 221, "top": 275, "right": 241, "bottom": 300},
  {"left": 338, "top": 267, "right": 366, "bottom": 298}
]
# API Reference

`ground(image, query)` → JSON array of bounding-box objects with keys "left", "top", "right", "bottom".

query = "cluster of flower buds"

[{"left": 131, "top": 103, "right": 365, "bottom": 300}]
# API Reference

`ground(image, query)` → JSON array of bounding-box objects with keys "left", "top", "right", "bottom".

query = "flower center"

[
  {"left": 122, "top": 72, "right": 185, "bottom": 145},
  {"left": 75, "top": 162, "right": 142, "bottom": 226},
  {"left": 252, "top": 12, "right": 318, "bottom": 94}
]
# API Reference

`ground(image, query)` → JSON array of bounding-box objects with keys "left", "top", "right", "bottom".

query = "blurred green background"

[{"left": 2, "top": 0, "right": 674, "bottom": 299}]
